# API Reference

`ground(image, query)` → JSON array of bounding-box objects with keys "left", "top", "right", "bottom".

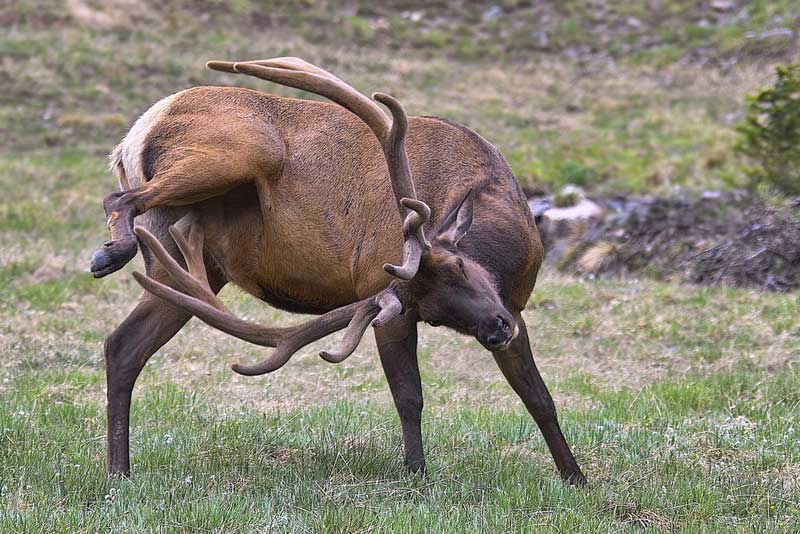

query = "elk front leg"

[
  {"left": 493, "top": 314, "right": 586, "bottom": 486},
  {"left": 374, "top": 311, "right": 425, "bottom": 474}
]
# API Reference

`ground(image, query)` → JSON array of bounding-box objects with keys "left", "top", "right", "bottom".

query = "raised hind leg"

[
  {"left": 92, "top": 112, "right": 286, "bottom": 278},
  {"left": 90, "top": 170, "right": 254, "bottom": 278},
  {"left": 91, "top": 189, "right": 147, "bottom": 278},
  {"left": 105, "top": 219, "right": 226, "bottom": 475}
]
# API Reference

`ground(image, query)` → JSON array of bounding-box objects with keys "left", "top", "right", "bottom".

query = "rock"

[
  {"left": 538, "top": 197, "right": 605, "bottom": 253},
  {"left": 482, "top": 6, "right": 502, "bottom": 22},
  {"left": 626, "top": 17, "right": 642, "bottom": 29},
  {"left": 710, "top": 0, "right": 736, "bottom": 12},
  {"left": 526, "top": 186, "right": 604, "bottom": 262},
  {"left": 402, "top": 10, "right": 423, "bottom": 22},
  {"left": 735, "top": 8, "right": 750, "bottom": 23},
  {"left": 759, "top": 28, "right": 793, "bottom": 40},
  {"left": 552, "top": 184, "right": 587, "bottom": 208},
  {"left": 542, "top": 198, "right": 604, "bottom": 224},
  {"left": 527, "top": 197, "right": 551, "bottom": 219}
]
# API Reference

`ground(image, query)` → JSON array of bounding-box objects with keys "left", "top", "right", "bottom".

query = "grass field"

[
  {"left": 2, "top": 1, "right": 800, "bottom": 532},
  {"left": 2, "top": 267, "right": 799, "bottom": 532}
]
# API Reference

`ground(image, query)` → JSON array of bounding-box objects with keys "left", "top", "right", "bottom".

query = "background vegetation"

[
  {"left": 1, "top": 1, "right": 799, "bottom": 532},
  {"left": 737, "top": 63, "right": 800, "bottom": 195}
]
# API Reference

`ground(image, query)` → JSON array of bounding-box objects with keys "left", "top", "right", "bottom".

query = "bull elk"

[{"left": 91, "top": 57, "right": 585, "bottom": 485}]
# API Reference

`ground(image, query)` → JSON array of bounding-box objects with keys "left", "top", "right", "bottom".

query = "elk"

[{"left": 91, "top": 57, "right": 586, "bottom": 485}]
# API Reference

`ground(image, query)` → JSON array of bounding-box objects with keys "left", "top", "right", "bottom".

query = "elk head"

[
  {"left": 358, "top": 89, "right": 517, "bottom": 353},
  {"left": 391, "top": 190, "right": 518, "bottom": 352},
  {"left": 132, "top": 58, "right": 517, "bottom": 376}
]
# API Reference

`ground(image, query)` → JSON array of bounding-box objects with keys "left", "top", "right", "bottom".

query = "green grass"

[
  {"left": 2, "top": 339, "right": 799, "bottom": 531},
  {"left": 1, "top": 259, "right": 798, "bottom": 531}
]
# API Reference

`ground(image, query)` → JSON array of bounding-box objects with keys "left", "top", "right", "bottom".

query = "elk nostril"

[{"left": 496, "top": 315, "right": 510, "bottom": 332}]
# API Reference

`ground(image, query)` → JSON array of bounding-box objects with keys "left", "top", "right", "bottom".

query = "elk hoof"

[
  {"left": 565, "top": 471, "right": 588, "bottom": 487},
  {"left": 90, "top": 238, "right": 138, "bottom": 278}
]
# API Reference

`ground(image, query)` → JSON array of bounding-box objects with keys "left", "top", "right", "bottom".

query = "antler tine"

[
  {"left": 133, "top": 224, "right": 283, "bottom": 347},
  {"left": 242, "top": 288, "right": 403, "bottom": 372},
  {"left": 373, "top": 93, "right": 431, "bottom": 280},
  {"left": 168, "top": 222, "right": 210, "bottom": 288},
  {"left": 132, "top": 271, "right": 282, "bottom": 347},
  {"left": 313, "top": 306, "right": 376, "bottom": 364},
  {"left": 134, "top": 225, "right": 226, "bottom": 312},
  {"left": 372, "top": 93, "right": 416, "bottom": 202},
  {"left": 133, "top": 223, "right": 406, "bottom": 375},
  {"left": 372, "top": 291, "right": 403, "bottom": 328},
  {"left": 231, "top": 301, "right": 362, "bottom": 375},
  {"left": 318, "top": 288, "right": 403, "bottom": 363}
]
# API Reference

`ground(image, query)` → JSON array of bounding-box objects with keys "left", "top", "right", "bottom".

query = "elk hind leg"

[
  {"left": 105, "top": 291, "right": 191, "bottom": 475},
  {"left": 92, "top": 120, "right": 285, "bottom": 278},
  {"left": 91, "top": 167, "right": 252, "bottom": 279},
  {"left": 91, "top": 188, "right": 147, "bottom": 278},
  {"left": 106, "top": 219, "right": 226, "bottom": 475}
]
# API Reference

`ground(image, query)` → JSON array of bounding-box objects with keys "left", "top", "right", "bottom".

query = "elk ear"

[{"left": 435, "top": 189, "right": 474, "bottom": 247}]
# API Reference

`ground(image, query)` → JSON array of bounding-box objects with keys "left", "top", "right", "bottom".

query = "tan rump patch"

[{"left": 113, "top": 92, "right": 181, "bottom": 190}]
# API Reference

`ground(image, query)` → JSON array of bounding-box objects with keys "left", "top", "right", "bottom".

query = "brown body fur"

[{"left": 113, "top": 87, "right": 541, "bottom": 313}]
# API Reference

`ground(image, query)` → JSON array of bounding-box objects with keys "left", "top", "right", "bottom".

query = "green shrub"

[{"left": 736, "top": 63, "right": 800, "bottom": 196}]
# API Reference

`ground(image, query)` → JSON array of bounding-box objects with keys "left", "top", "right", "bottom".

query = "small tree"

[{"left": 736, "top": 63, "right": 800, "bottom": 196}]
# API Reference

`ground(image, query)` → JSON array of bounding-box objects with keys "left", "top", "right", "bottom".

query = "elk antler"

[
  {"left": 132, "top": 221, "right": 403, "bottom": 375},
  {"left": 207, "top": 57, "right": 431, "bottom": 280}
]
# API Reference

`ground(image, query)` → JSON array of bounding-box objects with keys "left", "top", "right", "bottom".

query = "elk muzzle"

[{"left": 477, "top": 311, "right": 517, "bottom": 351}]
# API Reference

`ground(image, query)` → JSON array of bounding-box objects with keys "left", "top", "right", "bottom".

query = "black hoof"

[
  {"left": 405, "top": 461, "right": 426, "bottom": 477},
  {"left": 90, "top": 239, "right": 138, "bottom": 278},
  {"left": 565, "top": 471, "right": 588, "bottom": 487}
]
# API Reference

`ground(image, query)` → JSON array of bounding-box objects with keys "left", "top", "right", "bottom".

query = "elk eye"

[
  {"left": 426, "top": 321, "right": 441, "bottom": 327},
  {"left": 456, "top": 258, "right": 467, "bottom": 279}
]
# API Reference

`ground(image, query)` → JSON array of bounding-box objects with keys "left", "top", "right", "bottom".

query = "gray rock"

[
  {"left": 626, "top": 17, "right": 642, "bottom": 29},
  {"left": 542, "top": 198, "right": 604, "bottom": 224},
  {"left": 538, "top": 198, "right": 605, "bottom": 256},
  {"left": 527, "top": 197, "right": 551, "bottom": 219},
  {"left": 759, "top": 28, "right": 793, "bottom": 40},
  {"left": 482, "top": 6, "right": 502, "bottom": 22},
  {"left": 710, "top": 0, "right": 736, "bottom": 12}
]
